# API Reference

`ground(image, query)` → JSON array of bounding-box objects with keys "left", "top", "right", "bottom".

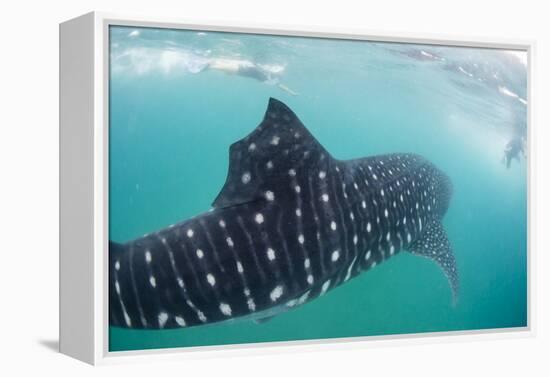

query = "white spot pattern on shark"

[{"left": 109, "top": 98, "right": 456, "bottom": 330}]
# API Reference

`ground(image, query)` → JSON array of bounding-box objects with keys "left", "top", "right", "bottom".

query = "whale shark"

[{"left": 109, "top": 98, "right": 458, "bottom": 329}]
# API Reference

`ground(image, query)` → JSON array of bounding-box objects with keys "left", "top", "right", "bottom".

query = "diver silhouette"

[
  {"left": 502, "top": 136, "right": 526, "bottom": 169},
  {"left": 206, "top": 58, "right": 298, "bottom": 96}
]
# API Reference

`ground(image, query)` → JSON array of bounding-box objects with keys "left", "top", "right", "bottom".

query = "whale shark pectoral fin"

[
  {"left": 253, "top": 315, "right": 275, "bottom": 324},
  {"left": 407, "top": 220, "right": 459, "bottom": 305},
  {"left": 212, "top": 98, "right": 330, "bottom": 209}
]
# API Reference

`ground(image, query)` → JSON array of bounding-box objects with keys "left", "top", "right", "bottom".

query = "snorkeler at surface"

[
  {"left": 205, "top": 58, "right": 299, "bottom": 96},
  {"left": 502, "top": 136, "right": 526, "bottom": 169}
]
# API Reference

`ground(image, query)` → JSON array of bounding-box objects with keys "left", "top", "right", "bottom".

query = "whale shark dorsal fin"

[
  {"left": 212, "top": 98, "right": 330, "bottom": 208},
  {"left": 407, "top": 220, "right": 459, "bottom": 305}
]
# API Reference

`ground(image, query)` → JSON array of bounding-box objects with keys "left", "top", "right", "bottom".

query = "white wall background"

[{"left": 0, "top": 0, "right": 548, "bottom": 375}]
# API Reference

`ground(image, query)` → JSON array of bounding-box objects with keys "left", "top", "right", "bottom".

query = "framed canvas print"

[{"left": 59, "top": 12, "right": 534, "bottom": 365}]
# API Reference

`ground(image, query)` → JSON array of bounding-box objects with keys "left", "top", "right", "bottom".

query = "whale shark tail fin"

[
  {"left": 212, "top": 98, "right": 331, "bottom": 208},
  {"left": 407, "top": 220, "right": 459, "bottom": 306}
]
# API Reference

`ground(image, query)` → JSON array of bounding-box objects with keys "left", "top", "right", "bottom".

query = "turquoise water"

[{"left": 108, "top": 26, "right": 528, "bottom": 352}]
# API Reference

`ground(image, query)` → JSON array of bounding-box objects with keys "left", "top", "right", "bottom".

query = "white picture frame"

[{"left": 59, "top": 11, "right": 535, "bottom": 365}]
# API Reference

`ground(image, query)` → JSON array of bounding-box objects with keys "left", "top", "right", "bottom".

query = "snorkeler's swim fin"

[{"left": 278, "top": 83, "right": 299, "bottom": 96}]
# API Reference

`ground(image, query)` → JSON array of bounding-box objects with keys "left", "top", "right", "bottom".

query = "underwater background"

[{"left": 108, "top": 26, "right": 527, "bottom": 352}]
